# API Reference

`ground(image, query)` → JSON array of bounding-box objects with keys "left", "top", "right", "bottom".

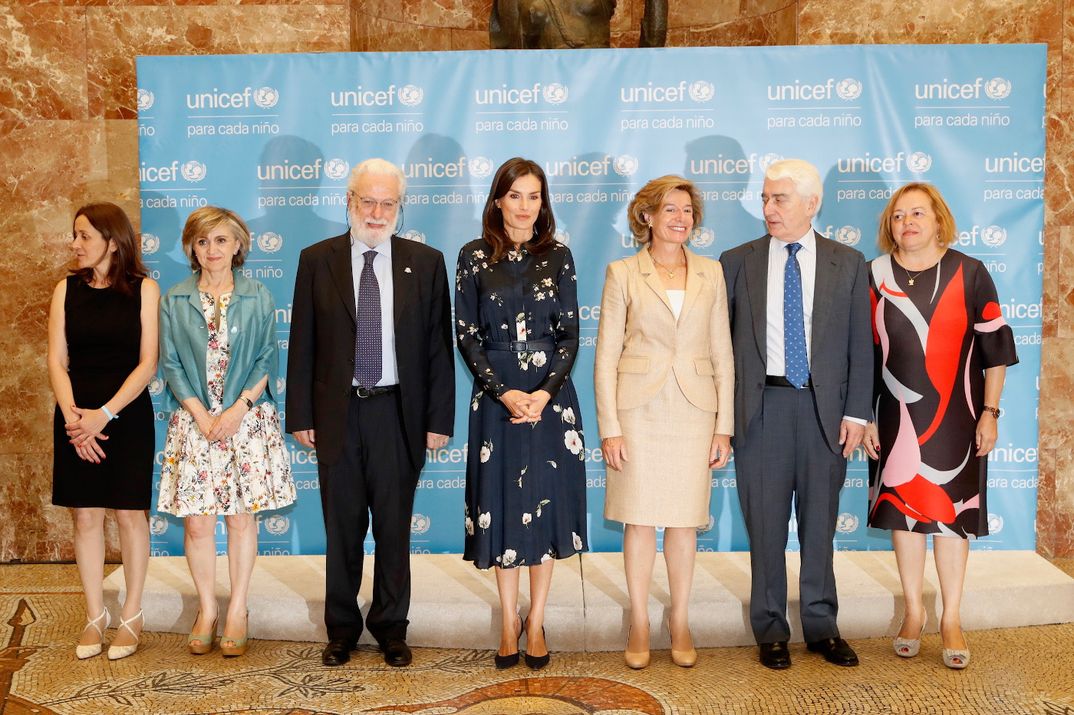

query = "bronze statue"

[{"left": 490, "top": 0, "right": 667, "bottom": 49}]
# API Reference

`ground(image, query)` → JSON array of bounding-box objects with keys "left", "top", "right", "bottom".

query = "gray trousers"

[{"left": 735, "top": 384, "right": 846, "bottom": 644}]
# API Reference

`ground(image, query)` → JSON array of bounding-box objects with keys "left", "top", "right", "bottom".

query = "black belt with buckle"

[
  {"left": 484, "top": 340, "right": 555, "bottom": 352},
  {"left": 353, "top": 384, "right": 399, "bottom": 398},
  {"left": 765, "top": 375, "right": 809, "bottom": 389}
]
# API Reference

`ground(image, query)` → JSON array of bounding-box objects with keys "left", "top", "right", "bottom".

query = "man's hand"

[
  {"left": 426, "top": 432, "right": 449, "bottom": 449},
  {"left": 839, "top": 419, "right": 866, "bottom": 458},
  {"left": 293, "top": 429, "right": 316, "bottom": 449}
]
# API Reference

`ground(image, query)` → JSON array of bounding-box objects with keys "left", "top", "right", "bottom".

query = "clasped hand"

[
  {"left": 196, "top": 403, "right": 248, "bottom": 443},
  {"left": 65, "top": 406, "right": 110, "bottom": 463},
  {"left": 500, "top": 389, "right": 551, "bottom": 424}
]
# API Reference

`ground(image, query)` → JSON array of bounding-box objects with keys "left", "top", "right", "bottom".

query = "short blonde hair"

[
  {"left": 877, "top": 182, "right": 957, "bottom": 253},
  {"left": 181, "top": 206, "right": 251, "bottom": 271},
  {"left": 627, "top": 175, "right": 704, "bottom": 243}
]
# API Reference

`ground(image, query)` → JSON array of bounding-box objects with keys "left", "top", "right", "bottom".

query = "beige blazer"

[{"left": 594, "top": 247, "right": 734, "bottom": 439}]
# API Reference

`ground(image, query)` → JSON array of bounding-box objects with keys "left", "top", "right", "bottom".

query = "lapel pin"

[{"left": 404, "top": 266, "right": 412, "bottom": 273}]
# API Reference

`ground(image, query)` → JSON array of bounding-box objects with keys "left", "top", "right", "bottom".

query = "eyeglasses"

[{"left": 350, "top": 193, "right": 400, "bottom": 213}]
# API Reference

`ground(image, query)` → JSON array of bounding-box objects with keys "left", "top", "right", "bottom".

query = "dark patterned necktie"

[
  {"left": 354, "top": 249, "right": 382, "bottom": 388},
  {"left": 784, "top": 242, "right": 809, "bottom": 388}
]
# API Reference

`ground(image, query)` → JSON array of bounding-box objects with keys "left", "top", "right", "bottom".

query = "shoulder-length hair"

[
  {"left": 70, "top": 202, "right": 147, "bottom": 295},
  {"left": 627, "top": 175, "right": 704, "bottom": 243},
  {"left": 480, "top": 157, "right": 556, "bottom": 263},
  {"left": 180, "top": 206, "right": 252, "bottom": 272},
  {"left": 877, "top": 182, "right": 957, "bottom": 253}
]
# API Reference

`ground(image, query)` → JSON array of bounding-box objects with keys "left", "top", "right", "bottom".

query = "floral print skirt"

[{"left": 157, "top": 402, "right": 296, "bottom": 517}]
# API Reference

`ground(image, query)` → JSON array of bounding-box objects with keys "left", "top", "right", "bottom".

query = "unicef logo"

[
  {"left": 398, "top": 84, "right": 424, "bottom": 106},
  {"left": 149, "top": 515, "right": 169, "bottom": 536},
  {"left": 836, "top": 512, "right": 860, "bottom": 533},
  {"left": 835, "top": 225, "right": 862, "bottom": 246},
  {"left": 252, "top": 86, "right": 279, "bottom": 109},
  {"left": 275, "top": 377, "right": 286, "bottom": 394},
  {"left": 324, "top": 158, "right": 350, "bottom": 181},
  {"left": 181, "top": 160, "right": 207, "bottom": 182},
  {"left": 696, "top": 514, "right": 716, "bottom": 534},
  {"left": 688, "top": 80, "right": 715, "bottom": 102},
  {"left": 140, "top": 232, "right": 160, "bottom": 255},
  {"left": 554, "top": 230, "right": 570, "bottom": 245},
  {"left": 906, "top": 152, "right": 933, "bottom": 173},
  {"left": 543, "top": 83, "right": 569, "bottom": 104},
  {"left": 987, "top": 512, "right": 1004, "bottom": 534},
  {"left": 613, "top": 154, "right": 639, "bottom": 177},
  {"left": 836, "top": 78, "right": 863, "bottom": 101},
  {"left": 468, "top": 156, "right": 494, "bottom": 178},
  {"left": 263, "top": 515, "right": 290, "bottom": 536},
  {"left": 411, "top": 513, "right": 431, "bottom": 534},
  {"left": 690, "top": 227, "right": 715, "bottom": 249},
  {"left": 985, "top": 77, "right": 1012, "bottom": 100},
  {"left": 759, "top": 153, "right": 783, "bottom": 170},
  {"left": 402, "top": 229, "right": 426, "bottom": 243},
  {"left": 137, "top": 88, "right": 155, "bottom": 112},
  {"left": 256, "top": 232, "right": 284, "bottom": 253},
  {"left": 148, "top": 375, "right": 165, "bottom": 396},
  {"left": 981, "top": 224, "right": 1008, "bottom": 247}
]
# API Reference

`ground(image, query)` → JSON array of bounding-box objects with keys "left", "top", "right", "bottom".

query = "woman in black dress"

[
  {"left": 48, "top": 203, "right": 159, "bottom": 660},
  {"left": 456, "top": 158, "right": 588, "bottom": 670},
  {"left": 862, "top": 183, "right": 1017, "bottom": 669}
]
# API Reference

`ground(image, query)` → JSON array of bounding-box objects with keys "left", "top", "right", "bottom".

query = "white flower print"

[
  {"left": 502, "top": 549, "right": 517, "bottom": 566},
  {"left": 480, "top": 440, "right": 493, "bottom": 463},
  {"left": 465, "top": 516, "right": 474, "bottom": 535},
  {"left": 535, "top": 499, "right": 550, "bottom": 517},
  {"left": 478, "top": 511, "right": 491, "bottom": 530},
  {"left": 474, "top": 249, "right": 486, "bottom": 259},
  {"left": 541, "top": 552, "right": 553, "bottom": 563},
  {"left": 531, "top": 351, "right": 547, "bottom": 367},
  {"left": 561, "top": 407, "right": 576, "bottom": 425},
  {"left": 572, "top": 532, "right": 583, "bottom": 551},
  {"left": 564, "top": 429, "right": 583, "bottom": 455},
  {"left": 471, "top": 395, "right": 481, "bottom": 411},
  {"left": 522, "top": 512, "right": 532, "bottom": 526}
]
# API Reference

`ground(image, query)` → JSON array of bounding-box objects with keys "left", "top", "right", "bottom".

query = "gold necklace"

[
  {"left": 898, "top": 253, "right": 941, "bottom": 286},
  {"left": 649, "top": 249, "right": 685, "bottom": 279}
]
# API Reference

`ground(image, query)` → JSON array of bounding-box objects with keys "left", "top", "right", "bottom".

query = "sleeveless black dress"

[{"left": 52, "top": 276, "right": 154, "bottom": 509}]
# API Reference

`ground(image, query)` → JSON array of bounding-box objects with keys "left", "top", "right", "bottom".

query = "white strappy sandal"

[
  {"left": 76, "top": 607, "right": 110, "bottom": 659},
  {"left": 107, "top": 610, "right": 144, "bottom": 661}
]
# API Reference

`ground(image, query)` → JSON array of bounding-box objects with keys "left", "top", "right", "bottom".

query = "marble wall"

[{"left": 1, "top": 0, "right": 1069, "bottom": 562}]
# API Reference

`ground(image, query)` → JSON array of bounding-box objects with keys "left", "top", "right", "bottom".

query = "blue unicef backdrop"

[{"left": 135, "top": 45, "right": 1045, "bottom": 557}]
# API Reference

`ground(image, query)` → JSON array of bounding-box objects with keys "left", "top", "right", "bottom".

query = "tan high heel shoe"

[
  {"left": 188, "top": 611, "right": 217, "bottom": 655},
  {"left": 107, "top": 610, "right": 143, "bottom": 661},
  {"left": 668, "top": 624, "right": 697, "bottom": 668},
  {"left": 624, "top": 626, "right": 650, "bottom": 669},
  {"left": 75, "top": 607, "right": 111, "bottom": 660},
  {"left": 220, "top": 610, "right": 249, "bottom": 658}
]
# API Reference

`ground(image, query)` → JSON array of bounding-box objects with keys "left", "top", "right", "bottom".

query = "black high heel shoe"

[
  {"left": 524, "top": 622, "right": 550, "bottom": 670},
  {"left": 494, "top": 614, "right": 523, "bottom": 669}
]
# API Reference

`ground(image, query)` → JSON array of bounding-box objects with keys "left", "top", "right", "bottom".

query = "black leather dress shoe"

[
  {"left": 381, "top": 638, "right": 413, "bottom": 667},
  {"left": 759, "top": 641, "right": 791, "bottom": 669},
  {"left": 807, "top": 637, "right": 859, "bottom": 666},
  {"left": 322, "top": 639, "right": 356, "bottom": 666}
]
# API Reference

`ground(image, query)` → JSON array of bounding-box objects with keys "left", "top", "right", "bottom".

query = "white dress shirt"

[
  {"left": 351, "top": 237, "right": 398, "bottom": 387},
  {"left": 765, "top": 229, "right": 816, "bottom": 375}
]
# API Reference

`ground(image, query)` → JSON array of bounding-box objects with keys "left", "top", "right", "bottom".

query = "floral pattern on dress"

[
  {"left": 455, "top": 239, "right": 588, "bottom": 570},
  {"left": 157, "top": 291, "right": 296, "bottom": 517}
]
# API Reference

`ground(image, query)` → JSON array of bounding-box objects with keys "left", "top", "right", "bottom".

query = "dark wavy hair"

[
  {"left": 480, "top": 157, "right": 556, "bottom": 263},
  {"left": 71, "top": 202, "right": 147, "bottom": 296}
]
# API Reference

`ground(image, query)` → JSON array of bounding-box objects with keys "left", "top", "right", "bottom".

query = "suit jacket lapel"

[
  {"left": 678, "top": 247, "right": 703, "bottom": 326},
  {"left": 637, "top": 248, "right": 675, "bottom": 315},
  {"left": 328, "top": 233, "right": 356, "bottom": 327},
  {"left": 391, "top": 235, "right": 412, "bottom": 329},
  {"left": 744, "top": 238, "right": 768, "bottom": 363},
  {"left": 810, "top": 231, "right": 837, "bottom": 358}
]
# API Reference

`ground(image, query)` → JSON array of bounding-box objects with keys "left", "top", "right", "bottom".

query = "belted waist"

[
  {"left": 352, "top": 384, "right": 399, "bottom": 398},
  {"left": 484, "top": 340, "right": 555, "bottom": 352},
  {"left": 765, "top": 375, "right": 810, "bottom": 389}
]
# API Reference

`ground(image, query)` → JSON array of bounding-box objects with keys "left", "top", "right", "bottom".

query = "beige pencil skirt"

[{"left": 603, "top": 378, "right": 716, "bottom": 528}]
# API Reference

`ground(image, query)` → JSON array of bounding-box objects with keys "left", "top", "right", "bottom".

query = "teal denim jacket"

[{"left": 159, "top": 271, "right": 278, "bottom": 415}]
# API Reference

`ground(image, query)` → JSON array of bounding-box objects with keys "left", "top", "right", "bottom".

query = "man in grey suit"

[{"left": 720, "top": 159, "right": 871, "bottom": 670}]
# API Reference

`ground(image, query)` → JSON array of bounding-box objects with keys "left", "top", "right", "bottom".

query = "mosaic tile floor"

[{"left": 2, "top": 562, "right": 1073, "bottom": 714}]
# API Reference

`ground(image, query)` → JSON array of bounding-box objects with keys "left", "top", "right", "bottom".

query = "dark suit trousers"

[
  {"left": 735, "top": 384, "right": 846, "bottom": 644},
  {"left": 318, "top": 390, "right": 417, "bottom": 644}
]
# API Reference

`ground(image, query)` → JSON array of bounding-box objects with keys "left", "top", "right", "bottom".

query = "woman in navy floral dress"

[{"left": 455, "top": 157, "right": 588, "bottom": 670}]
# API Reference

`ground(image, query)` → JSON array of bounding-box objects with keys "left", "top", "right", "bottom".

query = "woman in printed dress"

[
  {"left": 863, "top": 183, "right": 1017, "bottom": 669},
  {"left": 158, "top": 206, "right": 295, "bottom": 657},
  {"left": 456, "top": 157, "right": 588, "bottom": 670}
]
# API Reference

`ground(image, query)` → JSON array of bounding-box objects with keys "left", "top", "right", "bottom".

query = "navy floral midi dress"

[{"left": 455, "top": 239, "right": 588, "bottom": 569}]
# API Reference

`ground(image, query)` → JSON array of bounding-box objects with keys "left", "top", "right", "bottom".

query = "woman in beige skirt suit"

[{"left": 595, "top": 175, "right": 734, "bottom": 669}]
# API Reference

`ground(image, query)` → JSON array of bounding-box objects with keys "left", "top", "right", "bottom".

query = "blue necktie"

[
  {"left": 354, "top": 249, "right": 382, "bottom": 388},
  {"left": 784, "top": 242, "right": 809, "bottom": 389}
]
